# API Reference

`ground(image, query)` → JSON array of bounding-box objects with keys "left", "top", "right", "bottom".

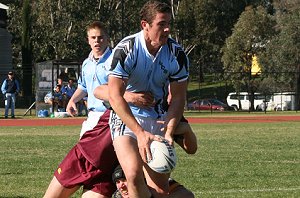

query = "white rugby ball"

[{"left": 147, "top": 136, "right": 177, "bottom": 174}]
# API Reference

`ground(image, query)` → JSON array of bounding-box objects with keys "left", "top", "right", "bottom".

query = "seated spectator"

[
  {"left": 61, "top": 79, "right": 76, "bottom": 108},
  {"left": 44, "top": 84, "right": 64, "bottom": 112},
  {"left": 77, "top": 96, "right": 88, "bottom": 116},
  {"left": 57, "top": 77, "right": 63, "bottom": 86}
]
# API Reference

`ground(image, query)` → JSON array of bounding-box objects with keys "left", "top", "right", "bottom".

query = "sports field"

[{"left": 0, "top": 114, "right": 299, "bottom": 197}]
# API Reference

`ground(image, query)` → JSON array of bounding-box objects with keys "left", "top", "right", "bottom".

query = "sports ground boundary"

[{"left": 1, "top": 115, "right": 300, "bottom": 126}]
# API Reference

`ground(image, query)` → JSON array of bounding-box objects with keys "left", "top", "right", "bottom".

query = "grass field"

[{"left": 0, "top": 122, "right": 299, "bottom": 197}]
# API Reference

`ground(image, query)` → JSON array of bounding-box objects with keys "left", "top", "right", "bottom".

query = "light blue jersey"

[
  {"left": 108, "top": 31, "right": 189, "bottom": 118},
  {"left": 78, "top": 47, "right": 111, "bottom": 112}
]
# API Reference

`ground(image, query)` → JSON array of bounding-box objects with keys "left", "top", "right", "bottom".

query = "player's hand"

[
  {"left": 127, "top": 92, "right": 155, "bottom": 108},
  {"left": 66, "top": 101, "right": 77, "bottom": 117},
  {"left": 164, "top": 133, "right": 174, "bottom": 146},
  {"left": 157, "top": 120, "right": 174, "bottom": 146},
  {"left": 136, "top": 131, "right": 161, "bottom": 163}
]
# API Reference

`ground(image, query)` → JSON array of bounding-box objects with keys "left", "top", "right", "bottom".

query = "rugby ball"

[{"left": 147, "top": 136, "right": 177, "bottom": 174}]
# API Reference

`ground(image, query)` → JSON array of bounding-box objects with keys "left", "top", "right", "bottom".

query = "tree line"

[{"left": 3, "top": 0, "right": 300, "bottom": 109}]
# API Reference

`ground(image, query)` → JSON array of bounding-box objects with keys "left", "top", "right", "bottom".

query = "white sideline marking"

[{"left": 196, "top": 187, "right": 300, "bottom": 195}]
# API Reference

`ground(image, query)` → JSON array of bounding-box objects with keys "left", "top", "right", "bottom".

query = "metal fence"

[
  {"left": 186, "top": 71, "right": 300, "bottom": 113},
  {"left": 1, "top": 69, "right": 299, "bottom": 115}
]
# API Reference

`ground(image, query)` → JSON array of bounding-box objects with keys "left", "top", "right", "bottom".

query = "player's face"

[
  {"left": 87, "top": 28, "right": 109, "bottom": 56},
  {"left": 116, "top": 178, "right": 129, "bottom": 198},
  {"left": 145, "top": 12, "right": 171, "bottom": 47}
]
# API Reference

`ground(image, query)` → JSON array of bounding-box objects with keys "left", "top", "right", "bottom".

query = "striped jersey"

[{"left": 108, "top": 31, "right": 189, "bottom": 118}]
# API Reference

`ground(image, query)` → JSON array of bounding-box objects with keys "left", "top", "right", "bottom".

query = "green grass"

[{"left": 0, "top": 122, "right": 300, "bottom": 197}]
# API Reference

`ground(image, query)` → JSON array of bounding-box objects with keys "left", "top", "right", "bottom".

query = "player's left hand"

[
  {"left": 164, "top": 133, "right": 174, "bottom": 146},
  {"left": 157, "top": 120, "right": 174, "bottom": 146}
]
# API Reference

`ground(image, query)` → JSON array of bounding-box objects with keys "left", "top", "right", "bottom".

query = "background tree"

[
  {"left": 31, "top": 0, "right": 99, "bottom": 61},
  {"left": 186, "top": 0, "right": 257, "bottom": 87},
  {"left": 260, "top": 2, "right": 300, "bottom": 109},
  {"left": 221, "top": 6, "right": 276, "bottom": 110},
  {"left": 21, "top": 0, "right": 32, "bottom": 97},
  {"left": 4, "top": 0, "right": 299, "bottom": 109},
  {"left": 5, "top": 1, "right": 22, "bottom": 71}
]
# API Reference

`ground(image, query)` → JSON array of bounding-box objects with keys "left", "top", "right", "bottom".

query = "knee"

[
  {"left": 183, "top": 190, "right": 195, "bottom": 198},
  {"left": 186, "top": 145, "right": 198, "bottom": 154},
  {"left": 126, "top": 169, "right": 145, "bottom": 185}
]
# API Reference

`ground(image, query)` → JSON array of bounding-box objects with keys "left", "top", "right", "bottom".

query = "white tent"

[{"left": 0, "top": 3, "right": 9, "bottom": 10}]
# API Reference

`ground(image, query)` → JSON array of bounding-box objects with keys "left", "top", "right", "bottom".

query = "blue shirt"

[
  {"left": 61, "top": 85, "right": 76, "bottom": 98},
  {"left": 78, "top": 47, "right": 111, "bottom": 112},
  {"left": 108, "top": 31, "right": 189, "bottom": 118},
  {"left": 1, "top": 78, "right": 20, "bottom": 94}
]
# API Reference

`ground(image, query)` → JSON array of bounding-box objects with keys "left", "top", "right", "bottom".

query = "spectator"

[
  {"left": 61, "top": 78, "right": 76, "bottom": 108},
  {"left": 1, "top": 71, "right": 20, "bottom": 119},
  {"left": 77, "top": 96, "right": 88, "bottom": 116},
  {"left": 57, "top": 77, "right": 63, "bottom": 86},
  {"left": 59, "top": 69, "right": 69, "bottom": 82},
  {"left": 44, "top": 84, "right": 64, "bottom": 112}
]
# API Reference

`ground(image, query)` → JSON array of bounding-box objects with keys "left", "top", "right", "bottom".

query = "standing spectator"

[
  {"left": 61, "top": 78, "right": 76, "bottom": 109},
  {"left": 107, "top": 1, "right": 189, "bottom": 197},
  {"left": 1, "top": 71, "right": 20, "bottom": 119}
]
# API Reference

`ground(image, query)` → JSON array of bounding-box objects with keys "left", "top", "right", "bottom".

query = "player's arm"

[
  {"left": 108, "top": 76, "right": 158, "bottom": 162},
  {"left": 164, "top": 80, "right": 187, "bottom": 145},
  {"left": 94, "top": 85, "right": 154, "bottom": 108},
  {"left": 66, "top": 88, "right": 87, "bottom": 116},
  {"left": 94, "top": 85, "right": 109, "bottom": 101}
]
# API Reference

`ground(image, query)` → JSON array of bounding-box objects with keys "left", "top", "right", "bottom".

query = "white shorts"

[
  {"left": 109, "top": 111, "right": 164, "bottom": 140},
  {"left": 80, "top": 111, "right": 104, "bottom": 138}
]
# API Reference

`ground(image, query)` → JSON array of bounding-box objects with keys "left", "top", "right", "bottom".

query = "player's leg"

[
  {"left": 143, "top": 165, "right": 170, "bottom": 197},
  {"left": 168, "top": 185, "right": 194, "bottom": 198},
  {"left": 81, "top": 190, "right": 109, "bottom": 198},
  {"left": 4, "top": 94, "right": 10, "bottom": 117},
  {"left": 174, "top": 121, "right": 197, "bottom": 154},
  {"left": 113, "top": 136, "right": 151, "bottom": 198},
  {"left": 82, "top": 173, "right": 116, "bottom": 198},
  {"left": 142, "top": 118, "right": 172, "bottom": 197},
  {"left": 11, "top": 94, "right": 16, "bottom": 117},
  {"left": 43, "top": 145, "right": 85, "bottom": 198},
  {"left": 43, "top": 176, "right": 80, "bottom": 198},
  {"left": 79, "top": 110, "right": 118, "bottom": 198},
  {"left": 167, "top": 178, "right": 194, "bottom": 198}
]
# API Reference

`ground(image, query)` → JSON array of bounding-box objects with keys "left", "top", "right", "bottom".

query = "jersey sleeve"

[
  {"left": 108, "top": 37, "right": 136, "bottom": 79},
  {"left": 77, "top": 61, "right": 88, "bottom": 92},
  {"left": 168, "top": 40, "right": 189, "bottom": 82}
]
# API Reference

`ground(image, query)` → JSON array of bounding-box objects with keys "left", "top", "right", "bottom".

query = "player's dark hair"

[{"left": 140, "top": 0, "right": 172, "bottom": 24}]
